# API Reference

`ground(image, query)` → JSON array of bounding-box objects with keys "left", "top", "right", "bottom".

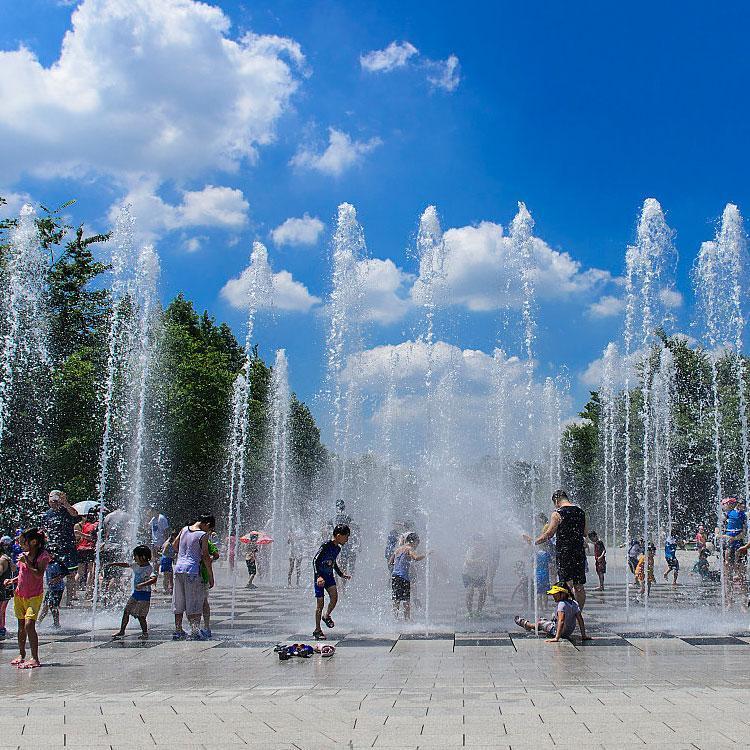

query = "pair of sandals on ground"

[{"left": 275, "top": 642, "right": 335, "bottom": 659}]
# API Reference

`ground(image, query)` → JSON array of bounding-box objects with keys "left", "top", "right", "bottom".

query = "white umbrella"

[{"left": 73, "top": 500, "right": 107, "bottom": 515}]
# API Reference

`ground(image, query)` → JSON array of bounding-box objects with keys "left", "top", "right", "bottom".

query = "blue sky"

[{"left": 2, "top": 0, "right": 749, "bottom": 436}]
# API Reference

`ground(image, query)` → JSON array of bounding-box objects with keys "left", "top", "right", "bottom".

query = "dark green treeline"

[
  {"left": 0, "top": 199, "right": 328, "bottom": 531},
  {"left": 562, "top": 333, "right": 750, "bottom": 538}
]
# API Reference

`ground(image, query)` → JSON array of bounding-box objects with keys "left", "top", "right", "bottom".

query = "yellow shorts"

[{"left": 14, "top": 594, "right": 43, "bottom": 621}]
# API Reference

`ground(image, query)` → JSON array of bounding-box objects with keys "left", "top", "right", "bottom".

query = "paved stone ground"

[{"left": 4, "top": 566, "right": 750, "bottom": 749}]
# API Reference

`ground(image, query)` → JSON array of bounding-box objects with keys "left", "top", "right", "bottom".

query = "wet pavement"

[{"left": 3, "top": 565, "right": 750, "bottom": 749}]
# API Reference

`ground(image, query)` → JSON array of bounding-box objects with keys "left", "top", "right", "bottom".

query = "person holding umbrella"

[
  {"left": 244, "top": 532, "right": 259, "bottom": 589},
  {"left": 240, "top": 531, "right": 273, "bottom": 589}
]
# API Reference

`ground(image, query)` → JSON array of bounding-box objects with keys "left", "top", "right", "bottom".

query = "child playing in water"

[
  {"left": 0, "top": 536, "right": 13, "bottom": 640},
  {"left": 635, "top": 543, "right": 656, "bottom": 599},
  {"left": 693, "top": 548, "right": 720, "bottom": 582},
  {"left": 390, "top": 532, "right": 428, "bottom": 621},
  {"left": 589, "top": 531, "right": 606, "bottom": 590},
  {"left": 663, "top": 535, "right": 679, "bottom": 585},
  {"left": 37, "top": 556, "right": 66, "bottom": 627},
  {"left": 462, "top": 534, "right": 489, "bottom": 618},
  {"left": 312, "top": 524, "right": 351, "bottom": 640},
  {"left": 160, "top": 531, "right": 177, "bottom": 594},
  {"left": 200, "top": 526, "right": 220, "bottom": 639},
  {"left": 535, "top": 544, "right": 552, "bottom": 608},
  {"left": 109, "top": 545, "right": 157, "bottom": 640},
  {"left": 510, "top": 560, "right": 529, "bottom": 603},
  {"left": 515, "top": 584, "right": 591, "bottom": 643},
  {"left": 6, "top": 528, "right": 50, "bottom": 668}
]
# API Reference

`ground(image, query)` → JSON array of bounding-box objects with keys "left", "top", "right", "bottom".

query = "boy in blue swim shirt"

[{"left": 312, "top": 524, "right": 350, "bottom": 640}]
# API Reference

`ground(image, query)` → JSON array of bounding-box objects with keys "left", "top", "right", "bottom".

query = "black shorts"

[
  {"left": 666, "top": 557, "right": 679, "bottom": 571},
  {"left": 391, "top": 575, "right": 410, "bottom": 602},
  {"left": 556, "top": 553, "right": 586, "bottom": 586},
  {"left": 246, "top": 560, "right": 257, "bottom": 575},
  {"left": 44, "top": 589, "right": 63, "bottom": 609},
  {"left": 77, "top": 549, "right": 95, "bottom": 564}
]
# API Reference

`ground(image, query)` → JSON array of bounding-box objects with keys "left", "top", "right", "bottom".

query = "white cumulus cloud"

[
  {"left": 588, "top": 294, "right": 626, "bottom": 319},
  {"left": 291, "top": 128, "right": 382, "bottom": 177},
  {"left": 359, "top": 41, "right": 460, "bottom": 93},
  {"left": 221, "top": 264, "right": 320, "bottom": 313},
  {"left": 0, "top": 0, "right": 305, "bottom": 184},
  {"left": 271, "top": 214, "right": 325, "bottom": 247},
  {"left": 659, "top": 288, "right": 683, "bottom": 309},
  {"left": 425, "top": 54, "right": 461, "bottom": 92},
  {"left": 360, "top": 41, "right": 418, "bottom": 72},
  {"left": 108, "top": 181, "right": 249, "bottom": 242},
  {"left": 356, "top": 258, "right": 414, "bottom": 324},
  {"left": 0, "top": 190, "right": 34, "bottom": 216},
  {"left": 412, "top": 220, "right": 611, "bottom": 312}
]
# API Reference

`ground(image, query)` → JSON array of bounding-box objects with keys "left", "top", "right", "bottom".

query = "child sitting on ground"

[
  {"left": 692, "top": 547, "right": 721, "bottom": 582},
  {"left": 515, "top": 584, "right": 591, "bottom": 643},
  {"left": 109, "top": 545, "right": 157, "bottom": 640}
]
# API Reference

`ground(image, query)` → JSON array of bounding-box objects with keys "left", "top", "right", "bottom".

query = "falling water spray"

[
  {"left": 269, "top": 349, "right": 291, "bottom": 583},
  {"left": 227, "top": 242, "right": 273, "bottom": 624}
]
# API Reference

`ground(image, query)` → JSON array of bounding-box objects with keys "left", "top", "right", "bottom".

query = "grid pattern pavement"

[{"left": 3, "top": 572, "right": 750, "bottom": 749}]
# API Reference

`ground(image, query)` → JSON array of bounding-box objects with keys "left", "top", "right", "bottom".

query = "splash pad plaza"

[{"left": 3, "top": 197, "right": 750, "bottom": 750}]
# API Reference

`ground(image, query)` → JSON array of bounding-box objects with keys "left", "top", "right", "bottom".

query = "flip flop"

[
  {"left": 10, "top": 656, "right": 24, "bottom": 666},
  {"left": 322, "top": 615, "right": 334, "bottom": 628},
  {"left": 19, "top": 661, "right": 41, "bottom": 669}
]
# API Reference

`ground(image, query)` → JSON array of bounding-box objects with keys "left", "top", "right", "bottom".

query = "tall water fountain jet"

[
  {"left": 92, "top": 206, "right": 137, "bottom": 627},
  {"left": 414, "top": 206, "right": 448, "bottom": 630},
  {"left": 695, "top": 238, "right": 727, "bottom": 608},
  {"left": 694, "top": 205, "right": 750, "bottom": 608},
  {"left": 509, "top": 202, "right": 540, "bottom": 622},
  {"left": 325, "top": 203, "right": 366, "bottom": 516},
  {"left": 129, "top": 243, "right": 161, "bottom": 541},
  {"left": 269, "top": 349, "right": 291, "bottom": 583},
  {"left": 600, "top": 343, "right": 620, "bottom": 550},
  {"left": 653, "top": 347, "right": 676, "bottom": 537},
  {"left": 225, "top": 373, "right": 245, "bottom": 577},
  {"left": 226, "top": 242, "right": 273, "bottom": 623},
  {"left": 0, "top": 204, "right": 51, "bottom": 512},
  {"left": 721, "top": 206, "right": 750, "bottom": 510},
  {"left": 622, "top": 199, "right": 676, "bottom": 620},
  {"left": 491, "top": 349, "right": 512, "bottom": 508}
]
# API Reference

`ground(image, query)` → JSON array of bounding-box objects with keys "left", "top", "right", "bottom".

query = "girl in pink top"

[{"left": 6, "top": 528, "right": 50, "bottom": 669}]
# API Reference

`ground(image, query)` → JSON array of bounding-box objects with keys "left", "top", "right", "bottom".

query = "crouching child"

[{"left": 515, "top": 584, "right": 591, "bottom": 643}]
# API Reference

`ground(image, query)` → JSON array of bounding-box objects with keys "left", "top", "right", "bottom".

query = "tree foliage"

[{"left": 0, "top": 198, "right": 328, "bottom": 532}]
